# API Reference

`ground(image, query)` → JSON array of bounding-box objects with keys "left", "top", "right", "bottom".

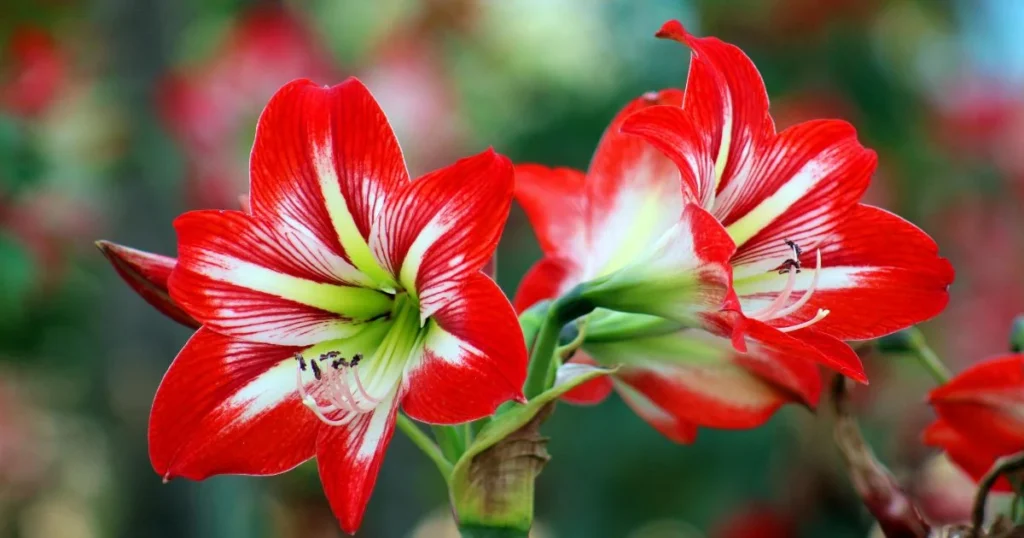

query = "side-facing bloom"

[
  {"left": 515, "top": 21, "right": 952, "bottom": 442},
  {"left": 136, "top": 78, "right": 526, "bottom": 533},
  {"left": 924, "top": 354, "right": 1024, "bottom": 492}
]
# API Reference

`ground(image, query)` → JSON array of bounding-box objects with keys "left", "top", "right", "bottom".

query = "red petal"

[
  {"left": 618, "top": 104, "right": 716, "bottom": 206},
  {"left": 615, "top": 381, "right": 699, "bottom": 444},
  {"left": 656, "top": 20, "right": 773, "bottom": 198},
  {"left": 317, "top": 390, "right": 399, "bottom": 534},
  {"left": 149, "top": 328, "right": 318, "bottom": 480},
  {"left": 734, "top": 204, "right": 954, "bottom": 340},
  {"left": 248, "top": 78, "right": 408, "bottom": 280},
  {"left": 95, "top": 241, "right": 198, "bottom": 328},
  {"left": 512, "top": 256, "right": 580, "bottom": 314},
  {"left": 170, "top": 210, "right": 392, "bottom": 345},
  {"left": 371, "top": 149, "right": 514, "bottom": 320},
  {"left": 587, "top": 90, "right": 694, "bottom": 214},
  {"left": 560, "top": 353, "right": 614, "bottom": 406},
  {"left": 930, "top": 354, "right": 1024, "bottom": 401},
  {"left": 718, "top": 119, "right": 876, "bottom": 248},
  {"left": 401, "top": 274, "right": 528, "bottom": 424},
  {"left": 513, "top": 164, "right": 589, "bottom": 259},
  {"left": 923, "top": 419, "right": 1012, "bottom": 492},
  {"left": 595, "top": 323, "right": 823, "bottom": 432},
  {"left": 929, "top": 356, "right": 1024, "bottom": 454}
]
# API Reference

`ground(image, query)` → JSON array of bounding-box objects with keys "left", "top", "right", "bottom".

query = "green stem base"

[{"left": 459, "top": 525, "right": 530, "bottom": 538}]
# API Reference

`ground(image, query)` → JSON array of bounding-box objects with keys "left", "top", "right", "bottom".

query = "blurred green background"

[{"left": 1, "top": 0, "right": 1022, "bottom": 536}]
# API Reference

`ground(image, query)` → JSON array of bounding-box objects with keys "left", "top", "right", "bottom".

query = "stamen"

[
  {"left": 351, "top": 366, "right": 379, "bottom": 407},
  {"left": 748, "top": 268, "right": 797, "bottom": 320},
  {"left": 295, "top": 362, "right": 355, "bottom": 426},
  {"left": 775, "top": 249, "right": 822, "bottom": 318},
  {"left": 778, "top": 308, "right": 830, "bottom": 333}
]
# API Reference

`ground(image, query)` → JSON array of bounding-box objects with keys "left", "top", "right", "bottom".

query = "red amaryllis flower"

[
  {"left": 515, "top": 21, "right": 952, "bottom": 442},
  {"left": 146, "top": 78, "right": 526, "bottom": 533},
  {"left": 925, "top": 354, "right": 1024, "bottom": 492}
]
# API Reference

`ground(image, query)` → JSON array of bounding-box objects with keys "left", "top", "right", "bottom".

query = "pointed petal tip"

[
  {"left": 655, "top": 20, "right": 689, "bottom": 42},
  {"left": 513, "top": 392, "right": 528, "bottom": 405}
]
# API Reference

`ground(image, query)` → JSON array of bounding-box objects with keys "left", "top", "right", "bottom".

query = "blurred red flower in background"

[
  {"left": 0, "top": 28, "right": 67, "bottom": 118},
  {"left": 711, "top": 506, "right": 796, "bottom": 538},
  {"left": 160, "top": 7, "right": 337, "bottom": 209},
  {"left": 925, "top": 354, "right": 1024, "bottom": 492},
  {"left": 935, "top": 200, "right": 1024, "bottom": 364}
]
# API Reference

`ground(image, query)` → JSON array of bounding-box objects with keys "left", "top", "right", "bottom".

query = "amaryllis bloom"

[
  {"left": 515, "top": 21, "right": 952, "bottom": 441},
  {"left": 924, "top": 354, "right": 1024, "bottom": 492},
  {"left": 146, "top": 78, "right": 526, "bottom": 533}
]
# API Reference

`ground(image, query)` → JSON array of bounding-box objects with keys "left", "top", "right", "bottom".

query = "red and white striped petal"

[
  {"left": 513, "top": 164, "right": 588, "bottom": 260},
  {"left": 585, "top": 316, "right": 827, "bottom": 431},
  {"left": 316, "top": 387, "right": 400, "bottom": 535},
  {"left": 248, "top": 78, "right": 408, "bottom": 286},
  {"left": 619, "top": 103, "right": 716, "bottom": 208},
  {"left": 95, "top": 240, "right": 198, "bottom": 328},
  {"left": 401, "top": 274, "right": 527, "bottom": 424},
  {"left": 580, "top": 203, "right": 737, "bottom": 324},
  {"left": 512, "top": 256, "right": 581, "bottom": 314},
  {"left": 733, "top": 204, "right": 954, "bottom": 341},
  {"left": 370, "top": 149, "right": 514, "bottom": 321},
  {"left": 584, "top": 91, "right": 690, "bottom": 278},
  {"left": 614, "top": 381, "right": 698, "bottom": 444},
  {"left": 170, "top": 210, "right": 393, "bottom": 346},
  {"left": 656, "top": 20, "right": 773, "bottom": 200},
  {"left": 149, "top": 328, "right": 318, "bottom": 480},
  {"left": 718, "top": 119, "right": 876, "bottom": 250}
]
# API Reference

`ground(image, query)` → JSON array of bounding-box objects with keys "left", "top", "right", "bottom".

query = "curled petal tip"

[{"left": 655, "top": 20, "right": 689, "bottom": 41}]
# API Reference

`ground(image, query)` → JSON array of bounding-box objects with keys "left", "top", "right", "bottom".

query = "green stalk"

[
  {"left": 395, "top": 414, "right": 452, "bottom": 478},
  {"left": 432, "top": 425, "right": 465, "bottom": 463},
  {"left": 522, "top": 287, "right": 593, "bottom": 399},
  {"left": 907, "top": 327, "right": 952, "bottom": 384},
  {"left": 458, "top": 525, "right": 529, "bottom": 538}
]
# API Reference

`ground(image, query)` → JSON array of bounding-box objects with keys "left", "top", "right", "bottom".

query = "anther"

[
  {"left": 351, "top": 353, "right": 363, "bottom": 367},
  {"left": 310, "top": 360, "right": 322, "bottom": 381},
  {"left": 295, "top": 354, "right": 307, "bottom": 371},
  {"left": 784, "top": 238, "right": 802, "bottom": 257}
]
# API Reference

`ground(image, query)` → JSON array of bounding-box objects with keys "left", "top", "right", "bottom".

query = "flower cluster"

[{"left": 98, "top": 19, "right": 958, "bottom": 535}]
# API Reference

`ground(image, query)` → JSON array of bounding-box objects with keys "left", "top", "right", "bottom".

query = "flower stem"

[
  {"left": 522, "top": 287, "right": 594, "bottom": 400},
  {"left": 396, "top": 413, "right": 452, "bottom": 479},
  {"left": 906, "top": 327, "right": 951, "bottom": 384}
]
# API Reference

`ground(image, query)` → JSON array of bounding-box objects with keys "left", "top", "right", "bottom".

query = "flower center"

[
  {"left": 293, "top": 294, "right": 423, "bottom": 426},
  {"left": 745, "top": 240, "right": 830, "bottom": 333}
]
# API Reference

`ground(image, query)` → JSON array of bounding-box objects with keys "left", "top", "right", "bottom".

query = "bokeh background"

[{"left": 1, "top": 0, "right": 1022, "bottom": 536}]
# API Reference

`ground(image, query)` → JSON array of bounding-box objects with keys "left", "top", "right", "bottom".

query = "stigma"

[
  {"left": 294, "top": 351, "right": 380, "bottom": 426},
  {"left": 747, "top": 240, "right": 829, "bottom": 332}
]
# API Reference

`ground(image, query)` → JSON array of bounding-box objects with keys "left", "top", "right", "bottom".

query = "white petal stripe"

[{"left": 192, "top": 250, "right": 393, "bottom": 320}]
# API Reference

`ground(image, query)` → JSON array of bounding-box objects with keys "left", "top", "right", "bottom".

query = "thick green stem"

[
  {"left": 433, "top": 425, "right": 465, "bottom": 463},
  {"left": 907, "top": 327, "right": 952, "bottom": 384},
  {"left": 458, "top": 525, "right": 529, "bottom": 538},
  {"left": 522, "top": 288, "right": 593, "bottom": 399},
  {"left": 396, "top": 414, "right": 452, "bottom": 479}
]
